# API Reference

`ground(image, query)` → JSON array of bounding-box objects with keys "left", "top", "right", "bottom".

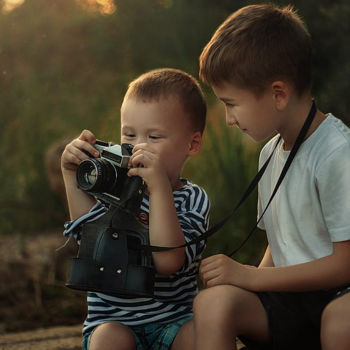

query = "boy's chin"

[
  {"left": 244, "top": 132, "right": 264, "bottom": 143},
  {"left": 251, "top": 132, "right": 276, "bottom": 143}
]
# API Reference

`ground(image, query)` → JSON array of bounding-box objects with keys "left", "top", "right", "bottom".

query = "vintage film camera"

[{"left": 66, "top": 141, "right": 155, "bottom": 297}]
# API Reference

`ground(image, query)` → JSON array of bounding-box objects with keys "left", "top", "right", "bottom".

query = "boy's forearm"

[
  {"left": 62, "top": 169, "right": 97, "bottom": 220},
  {"left": 148, "top": 182, "right": 186, "bottom": 275},
  {"left": 252, "top": 241, "right": 350, "bottom": 292}
]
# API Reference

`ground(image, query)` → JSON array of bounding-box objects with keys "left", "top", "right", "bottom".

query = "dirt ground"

[
  {"left": 0, "top": 231, "right": 86, "bottom": 334},
  {"left": 0, "top": 324, "right": 82, "bottom": 350}
]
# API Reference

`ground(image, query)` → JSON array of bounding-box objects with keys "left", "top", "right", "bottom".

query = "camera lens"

[
  {"left": 83, "top": 168, "right": 97, "bottom": 187},
  {"left": 76, "top": 158, "right": 117, "bottom": 192}
]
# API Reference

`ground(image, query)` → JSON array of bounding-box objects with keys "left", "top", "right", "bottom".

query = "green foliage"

[{"left": 0, "top": 0, "right": 349, "bottom": 264}]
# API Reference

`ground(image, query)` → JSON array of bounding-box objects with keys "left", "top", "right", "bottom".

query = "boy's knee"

[
  {"left": 195, "top": 285, "right": 229, "bottom": 308},
  {"left": 193, "top": 285, "right": 242, "bottom": 323},
  {"left": 90, "top": 322, "right": 136, "bottom": 350},
  {"left": 321, "top": 297, "right": 350, "bottom": 348}
]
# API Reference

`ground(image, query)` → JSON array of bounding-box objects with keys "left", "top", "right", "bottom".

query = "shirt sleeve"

[
  {"left": 316, "top": 143, "right": 350, "bottom": 242},
  {"left": 63, "top": 201, "right": 108, "bottom": 241},
  {"left": 175, "top": 185, "right": 210, "bottom": 272}
]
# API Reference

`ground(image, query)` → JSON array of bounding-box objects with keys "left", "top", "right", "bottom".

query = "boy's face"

[
  {"left": 120, "top": 96, "right": 201, "bottom": 183},
  {"left": 212, "top": 82, "right": 281, "bottom": 142}
]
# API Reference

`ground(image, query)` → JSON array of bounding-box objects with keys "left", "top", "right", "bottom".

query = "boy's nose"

[
  {"left": 135, "top": 136, "right": 147, "bottom": 144},
  {"left": 226, "top": 114, "right": 238, "bottom": 126}
]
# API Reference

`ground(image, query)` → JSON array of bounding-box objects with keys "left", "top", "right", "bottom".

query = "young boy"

[
  {"left": 193, "top": 4, "right": 350, "bottom": 350},
  {"left": 61, "top": 68, "right": 210, "bottom": 350}
]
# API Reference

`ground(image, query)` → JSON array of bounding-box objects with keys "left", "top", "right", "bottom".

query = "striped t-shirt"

[{"left": 64, "top": 179, "right": 210, "bottom": 336}]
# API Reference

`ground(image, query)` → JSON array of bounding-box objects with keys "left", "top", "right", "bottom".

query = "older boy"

[
  {"left": 194, "top": 4, "right": 350, "bottom": 350},
  {"left": 61, "top": 68, "right": 210, "bottom": 350}
]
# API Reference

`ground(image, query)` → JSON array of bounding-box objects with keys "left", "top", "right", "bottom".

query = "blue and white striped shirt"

[{"left": 64, "top": 179, "right": 210, "bottom": 336}]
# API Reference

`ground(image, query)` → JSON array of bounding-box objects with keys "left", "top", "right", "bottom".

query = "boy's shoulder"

[
  {"left": 176, "top": 179, "right": 208, "bottom": 195},
  {"left": 320, "top": 114, "right": 350, "bottom": 145},
  {"left": 305, "top": 114, "right": 350, "bottom": 162},
  {"left": 174, "top": 179, "right": 210, "bottom": 213},
  {"left": 260, "top": 114, "right": 350, "bottom": 163}
]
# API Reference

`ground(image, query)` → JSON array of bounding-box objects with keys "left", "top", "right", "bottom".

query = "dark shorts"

[{"left": 239, "top": 286, "right": 350, "bottom": 350}]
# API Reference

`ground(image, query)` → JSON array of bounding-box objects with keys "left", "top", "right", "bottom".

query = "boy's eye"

[
  {"left": 149, "top": 135, "right": 161, "bottom": 140},
  {"left": 225, "top": 103, "right": 235, "bottom": 108}
]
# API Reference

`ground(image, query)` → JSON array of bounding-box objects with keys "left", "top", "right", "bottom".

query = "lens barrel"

[{"left": 76, "top": 158, "right": 117, "bottom": 192}]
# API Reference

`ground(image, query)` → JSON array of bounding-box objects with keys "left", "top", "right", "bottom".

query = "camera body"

[
  {"left": 76, "top": 140, "right": 144, "bottom": 213},
  {"left": 66, "top": 140, "right": 155, "bottom": 298}
]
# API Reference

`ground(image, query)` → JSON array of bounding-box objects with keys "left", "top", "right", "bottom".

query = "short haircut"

[
  {"left": 199, "top": 4, "right": 312, "bottom": 97},
  {"left": 124, "top": 68, "right": 207, "bottom": 134}
]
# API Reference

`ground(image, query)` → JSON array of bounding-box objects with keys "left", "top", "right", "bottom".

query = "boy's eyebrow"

[
  {"left": 121, "top": 126, "right": 133, "bottom": 132},
  {"left": 121, "top": 125, "right": 167, "bottom": 133},
  {"left": 218, "top": 97, "right": 235, "bottom": 103}
]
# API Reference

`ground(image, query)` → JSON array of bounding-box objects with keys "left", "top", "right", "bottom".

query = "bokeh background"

[{"left": 0, "top": 0, "right": 349, "bottom": 333}]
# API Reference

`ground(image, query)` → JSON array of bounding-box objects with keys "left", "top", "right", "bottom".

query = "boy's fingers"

[
  {"left": 200, "top": 265, "right": 219, "bottom": 280},
  {"left": 75, "top": 139, "right": 99, "bottom": 157},
  {"left": 66, "top": 152, "right": 82, "bottom": 169},
  {"left": 201, "top": 269, "right": 222, "bottom": 288},
  {"left": 200, "top": 260, "right": 221, "bottom": 280},
  {"left": 131, "top": 149, "right": 155, "bottom": 161},
  {"left": 132, "top": 144, "right": 157, "bottom": 157},
  {"left": 131, "top": 143, "right": 148, "bottom": 153},
  {"left": 206, "top": 277, "right": 222, "bottom": 288},
  {"left": 130, "top": 153, "right": 153, "bottom": 168},
  {"left": 61, "top": 148, "right": 85, "bottom": 171},
  {"left": 69, "top": 143, "right": 90, "bottom": 161},
  {"left": 79, "top": 129, "right": 96, "bottom": 144},
  {"left": 201, "top": 254, "right": 225, "bottom": 266},
  {"left": 62, "top": 138, "right": 99, "bottom": 171},
  {"left": 128, "top": 167, "right": 142, "bottom": 177}
]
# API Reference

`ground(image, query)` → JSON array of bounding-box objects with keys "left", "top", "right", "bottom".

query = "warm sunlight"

[
  {"left": 2, "top": 0, "right": 25, "bottom": 13},
  {"left": 76, "top": 0, "right": 116, "bottom": 15}
]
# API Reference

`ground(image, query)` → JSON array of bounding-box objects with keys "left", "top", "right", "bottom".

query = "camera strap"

[{"left": 140, "top": 101, "right": 317, "bottom": 256}]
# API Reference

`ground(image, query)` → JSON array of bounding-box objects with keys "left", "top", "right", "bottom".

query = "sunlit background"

[
  {"left": 2, "top": 0, "right": 25, "bottom": 12},
  {"left": 3, "top": 0, "right": 116, "bottom": 13},
  {"left": 0, "top": 0, "right": 349, "bottom": 334}
]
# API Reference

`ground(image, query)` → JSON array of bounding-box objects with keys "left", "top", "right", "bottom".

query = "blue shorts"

[{"left": 82, "top": 315, "right": 192, "bottom": 350}]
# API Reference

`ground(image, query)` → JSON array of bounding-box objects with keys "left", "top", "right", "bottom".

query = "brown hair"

[
  {"left": 199, "top": 4, "right": 312, "bottom": 97},
  {"left": 124, "top": 68, "right": 207, "bottom": 134}
]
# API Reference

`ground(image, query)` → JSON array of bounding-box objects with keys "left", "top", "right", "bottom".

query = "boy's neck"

[{"left": 279, "top": 97, "right": 326, "bottom": 151}]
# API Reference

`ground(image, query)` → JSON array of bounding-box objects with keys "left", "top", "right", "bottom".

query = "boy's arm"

[
  {"left": 258, "top": 245, "right": 274, "bottom": 267},
  {"left": 148, "top": 181, "right": 187, "bottom": 275},
  {"left": 128, "top": 143, "right": 209, "bottom": 275},
  {"left": 200, "top": 240, "right": 350, "bottom": 291},
  {"left": 61, "top": 130, "right": 99, "bottom": 220},
  {"left": 128, "top": 144, "right": 186, "bottom": 275}
]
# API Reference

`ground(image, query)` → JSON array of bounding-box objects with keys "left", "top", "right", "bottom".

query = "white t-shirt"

[{"left": 258, "top": 114, "right": 350, "bottom": 267}]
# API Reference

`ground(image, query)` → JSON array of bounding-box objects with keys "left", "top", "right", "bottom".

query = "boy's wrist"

[
  {"left": 245, "top": 265, "right": 263, "bottom": 292},
  {"left": 147, "top": 175, "right": 172, "bottom": 195},
  {"left": 62, "top": 169, "right": 78, "bottom": 185}
]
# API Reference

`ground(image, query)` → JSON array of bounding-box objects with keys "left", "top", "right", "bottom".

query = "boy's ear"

[
  {"left": 188, "top": 131, "right": 202, "bottom": 156},
  {"left": 271, "top": 81, "right": 290, "bottom": 110}
]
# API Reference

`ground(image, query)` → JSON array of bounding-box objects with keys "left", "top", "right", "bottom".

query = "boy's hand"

[
  {"left": 61, "top": 129, "right": 99, "bottom": 172},
  {"left": 200, "top": 254, "right": 257, "bottom": 290},
  {"left": 127, "top": 143, "right": 169, "bottom": 193}
]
